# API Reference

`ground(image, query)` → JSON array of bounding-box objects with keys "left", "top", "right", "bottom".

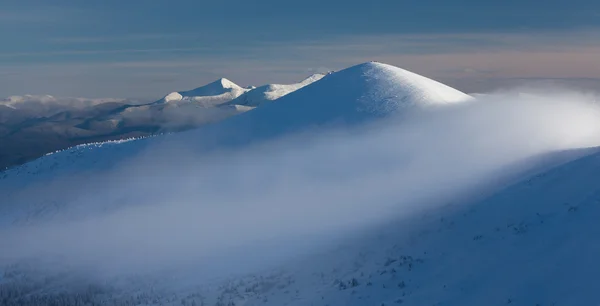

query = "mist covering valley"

[{"left": 2, "top": 62, "right": 600, "bottom": 305}]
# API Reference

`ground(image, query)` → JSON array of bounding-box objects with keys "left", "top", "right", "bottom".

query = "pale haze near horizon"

[{"left": 1, "top": 0, "right": 599, "bottom": 100}]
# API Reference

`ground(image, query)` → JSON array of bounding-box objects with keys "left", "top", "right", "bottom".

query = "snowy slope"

[
  {"left": 91, "top": 78, "right": 253, "bottom": 133},
  {"left": 3, "top": 147, "right": 600, "bottom": 306},
  {"left": 121, "top": 147, "right": 600, "bottom": 306},
  {"left": 103, "top": 74, "right": 329, "bottom": 131},
  {"left": 5, "top": 61, "right": 600, "bottom": 306},
  {"left": 0, "top": 64, "right": 465, "bottom": 171},
  {"left": 1, "top": 62, "right": 471, "bottom": 173},
  {"left": 170, "top": 62, "right": 472, "bottom": 144},
  {"left": 226, "top": 146, "right": 600, "bottom": 306},
  {"left": 0, "top": 62, "right": 478, "bottom": 252},
  {"left": 226, "top": 73, "right": 327, "bottom": 107}
]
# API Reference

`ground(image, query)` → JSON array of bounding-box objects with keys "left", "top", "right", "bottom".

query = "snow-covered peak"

[
  {"left": 352, "top": 61, "right": 471, "bottom": 106},
  {"left": 163, "top": 62, "right": 473, "bottom": 146},
  {"left": 226, "top": 73, "right": 326, "bottom": 107},
  {"left": 219, "top": 62, "right": 472, "bottom": 132},
  {"left": 154, "top": 78, "right": 249, "bottom": 106},
  {"left": 179, "top": 78, "right": 244, "bottom": 97},
  {"left": 162, "top": 92, "right": 183, "bottom": 103},
  {"left": 217, "top": 77, "right": 241, "bottom": 90}
]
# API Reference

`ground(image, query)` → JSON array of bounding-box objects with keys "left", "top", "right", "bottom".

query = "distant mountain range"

[{"left": 0, "top": 73, "right": 327, "bottom": 169}]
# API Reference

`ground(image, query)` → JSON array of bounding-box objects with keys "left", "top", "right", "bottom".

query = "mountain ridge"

[{"left": 3, "top": 61, "right": 600, "bottom": 306}]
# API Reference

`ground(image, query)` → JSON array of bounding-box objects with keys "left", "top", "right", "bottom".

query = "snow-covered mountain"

[
  {"left": 0, "top": 62, "right": 472, "bottom": 189},
  {"left": 101, "top": 78, "right": 254, "bottom": 131},
  {"left": 110, "top": 73, "right": 332, "bottom": 131},
  {"left": 2, "top": 63, "right": 466, "bottom": 171},
  {"left": 181, "top": 62, "right": 471, "bottom": 143},
  {"left": 226, "top": 73, "right": 327, "bottom": 107},
  {"left": 0, "top": 73, "right": 324, "bottom": 170},
  {"left": 2, "top": 61, "right": 600, "bottom": 306},
  {"left": 158, "top": 78, "right": 250, "bottom": 105}
]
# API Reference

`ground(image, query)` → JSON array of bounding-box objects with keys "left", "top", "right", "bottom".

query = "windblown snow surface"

[{"left": 2, "top": 62, "right": 600, "bottom": 306}]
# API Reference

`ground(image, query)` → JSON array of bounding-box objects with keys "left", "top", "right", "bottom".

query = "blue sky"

[{"left": 1, "top": 0, "right": 600, "bottom": 99}]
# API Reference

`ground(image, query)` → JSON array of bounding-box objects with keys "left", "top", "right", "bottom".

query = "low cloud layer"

[
  {"left": 2, "top": 88, "right": 600, "bottom": 285},
  {"left": 0, "top": 94, "right": 138, "bottom": 117}
]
